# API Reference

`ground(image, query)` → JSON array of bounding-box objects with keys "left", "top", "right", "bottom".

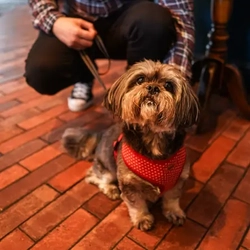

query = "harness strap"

[{"left": 113, "top": 134, "right": 124, "bottom": 160}]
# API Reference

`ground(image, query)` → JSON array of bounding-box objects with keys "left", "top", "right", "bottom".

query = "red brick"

[
  {"left": 186, "top": 147, "right": 201, "bottom": 166},
  {"left": 192, "top": 136, "right": 236, "bottom": 183},
  {"left": 0, "top": 139, "right": 47, "bottom": 172},
  {"left": 58, "top": 104, "right": 104, "bottom": 122},
  {"left": 48, "top": 161, "right": 92, "bottom": 192},
  {"left": 156, "top": 219, "right": 206, "bottom": 250},
  {"left": 0, "top": 118, "right": 63, "bottom": 153},
  {"left": 98, "top": 60, "right": 126, "bottom": 82},
  {"left": 83, "top": 192, "right": 121, "bottom": 219},
  {"left": 59, "top": 110, "right": 87, "bottom": 122},
  {"left": 31, "top": 209, "right": 98, "bottom": 250},
  {"left": 0, "top": 46, "right": 28, "bottom": 64},
  {"left": 55, "top": 86, "right": 72, "bottom": 97},
  {"left": 0, "top": 229, "right": 34, "bottom": 250},
  {"left": 185, "top": 132, "right": 213, "bottom": 153},
  {"left": 242, "top": 229, "right": 250, "bottom": 249},
  {"left": 17, "top": 89, "right": 40, "bottom": 102},
  {"left": 82, "top": 113, "right": 114, "bottom": 131},
  {"left": 233, "top": 167, "right": 250, "bottom": 204},
  {"left": 21, "top": 180, "right": 98, "bottom": 241},
  {"left": 0, "top": 185, "right": 58, "bottom": 239},
  {"left": 41, "top": 110, "right": 104, "bottom": 143},
  {"left": 115, "top": 237, "right": 144, "bottom": 250},
  {"left": 0, "top": 164, "right": 28, "bottom": 189},
  {"left": 0, "top": 100, "right": 20, "bottom": 112},
  {"left": 0, "top": 86, "right": 33, "bottom": 104},
  {"left": 0, "top": 154, "right": 75, "bottom": 209},
  {"left": 18, "top": 104, "right": 68, "bottom": 130},
  {"left": 180, "top": 178, "right": 204, "bottom": 210},
  {"left": 0, "top": 108, "right": 40, "bottom": 127},
  {"left": 227, "top": 129, "right": 250, "bottom": 168},
  {"left": 206, "top": 110, "right": 236, "bottom": 144},
  {"left": 185, "top": 110, "right": 235, "bottom": 153},
  {"left": 20, "top": 142, "right": 62, "bottom": 171},
  {"left": 0, "top": 95, "right": 51, "bottom": 118},
  {"left": 0, "top": 126, "right": 23, "bottom": 144},
  {"left": 72, "top": 203, "right": 131, "bottom": 250},
  {"left": 0, "top": 79, "right": 26, "bottom": 94},
  {"left": 187, "top": 163, "right": 244, "bottom": 227},
  {"left": 223, "top": 117, "right": 250, "bottom": 140},
  {"left": 0, "top": 56, "right": 23, "bottom": 70},
  {"left": 128, "top": 205, "right": 171, "bottom": 250},
  {"left": 36, "top": 94, "right": 68, "bottom": 111},
  {"left": 198, "top": 199, "right": 250, "bottom": 250}
]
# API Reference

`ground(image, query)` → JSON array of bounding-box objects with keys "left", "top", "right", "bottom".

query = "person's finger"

[
  {"left": 74, "top": 38, "right": 93, "bottom": 49},
  {"left": 78, "top": 19, "right": 95, "bottom": 31},
  {"left": 88, "top": 28, "right": 97, "bottom": 38},
  {"left": 76, "top": 28, "right": 96, "bottom": 41},
  {"left": 78, "top": 38, "right": 93, "bottom": 48},
  {"left": 67, "top": 34, "right": 93, "bottom": 49}
]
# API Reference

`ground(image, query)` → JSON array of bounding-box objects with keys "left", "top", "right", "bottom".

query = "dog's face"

[{"left": 103, "top": 60, "right": 200, "bottom": 133}]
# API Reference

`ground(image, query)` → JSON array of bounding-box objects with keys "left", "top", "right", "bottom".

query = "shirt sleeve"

[
  {"left": 28, "top": 0, "right": 65, "bottom": 34},
  {"left": 156, "top": 0, "right": 195, "bottom": 80}
]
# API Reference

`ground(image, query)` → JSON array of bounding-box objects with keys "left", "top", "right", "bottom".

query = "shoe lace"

[{"left": 72, "top": 83, "right": 90, "bottom": 99}]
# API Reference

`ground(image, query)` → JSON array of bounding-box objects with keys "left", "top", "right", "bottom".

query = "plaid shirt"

[{"left": 29, "top": 0, "right": 194, "bottom": 79}]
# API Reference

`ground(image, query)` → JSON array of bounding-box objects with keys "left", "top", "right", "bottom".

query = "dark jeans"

[{"left": 24, "top": 0, "right": 176, "bottom": 95}]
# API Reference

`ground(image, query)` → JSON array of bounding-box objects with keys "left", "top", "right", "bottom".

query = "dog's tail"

[{"left": 61, "top": 128, "right": 102, "bottom": 161}]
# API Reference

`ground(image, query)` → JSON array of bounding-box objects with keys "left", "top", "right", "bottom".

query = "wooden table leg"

[{"left": 192, "top": 0, "right": 250, "bottom": 134}]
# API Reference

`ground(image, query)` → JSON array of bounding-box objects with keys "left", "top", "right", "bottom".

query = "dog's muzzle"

[{"left": 147, "top": 85, "right": 160, "bottom": 95}]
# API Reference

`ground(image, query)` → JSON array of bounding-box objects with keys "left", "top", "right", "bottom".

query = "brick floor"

[{"left": 0, "top": 4, "right": 250, "bottom": 250}]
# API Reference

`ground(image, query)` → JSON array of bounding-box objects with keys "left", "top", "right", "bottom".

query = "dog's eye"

[
  {"left": 136, "top": 76, "right": 145, "bottom": 84},
  {"left": 164, "top": 81, "right": 174, "bottom": 93}
]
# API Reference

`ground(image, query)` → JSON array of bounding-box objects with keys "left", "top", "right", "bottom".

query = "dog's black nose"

[{"left": 147, "top": 85, "right": 160, "bottom": 95}]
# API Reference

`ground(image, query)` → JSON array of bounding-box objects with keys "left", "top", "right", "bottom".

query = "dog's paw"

[
  {"left": 103, "top": 184, "right": 121, "bottom": 200},
  {"left": 163, "top": 208, "right": 186, "bottom": 226},
  {"left": 135, "top": 214, "right": 154, "bottom": 231}
]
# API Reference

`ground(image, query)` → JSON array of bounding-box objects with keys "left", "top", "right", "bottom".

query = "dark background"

[{"left": 194, "top": 0, "right": 250, "bottom": 93}]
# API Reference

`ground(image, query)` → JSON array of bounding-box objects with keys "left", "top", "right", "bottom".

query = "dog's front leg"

[
  {"left": 85, "top": 159, "right": 120, "bottom": 200},
  {"left": 162, "top": 160, "right": 190, "bottom": 226},
  {"left": 120, "top": 185, "right": 154, "bottom": 231}
]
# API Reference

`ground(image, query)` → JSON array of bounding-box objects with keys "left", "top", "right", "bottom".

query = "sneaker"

[{"left": 68, "top": 82, "right": 93, "bottom": 112}]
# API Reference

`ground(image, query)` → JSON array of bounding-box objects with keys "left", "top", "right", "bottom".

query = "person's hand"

[{"left": 52, "top": 17, "right": 97, "bottom": 50}]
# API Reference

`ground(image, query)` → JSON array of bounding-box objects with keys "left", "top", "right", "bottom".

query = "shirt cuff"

[{"left": 34, "top": 11, "right": 65, "bottom": 34}]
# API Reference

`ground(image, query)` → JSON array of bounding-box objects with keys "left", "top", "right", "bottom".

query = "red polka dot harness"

[{"left": 113, "top": 134, "right": 186, "bottom": 195}]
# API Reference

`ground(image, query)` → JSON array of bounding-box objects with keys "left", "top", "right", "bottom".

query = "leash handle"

[
  {"left": 95, "top": 35, "right": 111, "bottom": 75},
  {"left": 79, "top": 35, "right": 110, "bottom": 91}
]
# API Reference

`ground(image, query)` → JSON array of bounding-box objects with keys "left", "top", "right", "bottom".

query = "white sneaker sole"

[{"left": 67, "top": 97, "right": 94, "bottom": 112}]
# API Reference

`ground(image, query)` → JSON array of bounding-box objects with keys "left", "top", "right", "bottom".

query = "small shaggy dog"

[{"left": 62, "top": 60, "right": 200, "bottom": 231}]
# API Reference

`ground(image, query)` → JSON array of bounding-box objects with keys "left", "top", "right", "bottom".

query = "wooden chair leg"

[
  {"left": 225, "top": 64, "right": 250, "bottom": 119},
  {"left": 194, "top": 60, "right": 221, "bottom": 134}
]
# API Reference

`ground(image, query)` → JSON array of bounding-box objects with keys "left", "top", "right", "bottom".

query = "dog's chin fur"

[
  {"left": 122, "top": 87, "right": 175, "bottom": 134},
  {"left": 62, "top": 60, "right": 200, "bottom": 231}
]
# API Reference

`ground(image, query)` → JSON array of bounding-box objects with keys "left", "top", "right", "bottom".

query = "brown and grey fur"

[{"left": 62, "top": 60, "right": 200, "bottom": 231}]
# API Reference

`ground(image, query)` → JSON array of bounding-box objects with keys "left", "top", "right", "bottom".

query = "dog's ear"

[
  {"left": 175, "top": 81, "right": 200, "bottom": 128},
  {"left": 102, "top": 70, "right": 132, "bottom": 117},
  {"left": 102, "top": 88, "right": 113, "bottom": 112}
]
